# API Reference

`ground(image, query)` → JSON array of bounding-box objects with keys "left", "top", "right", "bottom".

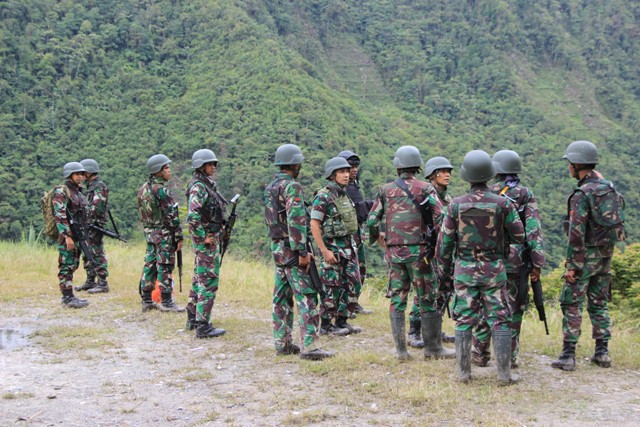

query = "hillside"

[{"left": 0, "top": 0, "right": 638, "bottom": 267}]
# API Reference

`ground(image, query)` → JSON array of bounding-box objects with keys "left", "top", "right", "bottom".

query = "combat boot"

[
  {"left": 442, "top": 331, "right": 456, "bottom": 343},
  {"left": 336, "top": 316, "right": 362, "bottom": 334},
  {"left": 319, "top": 318, "right": 350, "bottom": 336},
  {"left": 276, "top": 343, "right": 301, "bottom": 356},
  {"left": 590, "top": 339, "right": 612, "bottom": 368},
  {"left": 456, "top": 329, "right": 472, "bottom": 383},
  {"left": 88, "top": 278, "right": 109, "bottom": 294},
  {"left": 355, "top": 303, "right": 373, "bottom": 315},
  {"left": 422, "top": 312, "right": 455, "bottom": 359},
  {"left": 185, "top": 305, "right": 196, "bottom": 330},
  {"left": 159, "top": 293, "right": 185, "bottom": 313},
  {"left": 61, "top": 289, "right": 89, "bottom": 309},
  {"left": 300, "top": 348, "right": 334, "bottom": 361},
  {"left": 141, "top": 290, "right": 159, "bottom": 312},
  {"left": 408, "top": 320, "right": 424, "bottom": 348},
  {"left": 494, "top": 329, "right": 519, "bottom": 385},
  {"left": 390, "top": 311, "right": 411, "bottom": 360},
  {"left": 195, "top": 321, "right": 226, "bottom": 339},
  {"left": 551, "top": 341, "right": 576, "bottom": 371},
  {"left": 75, "top": 275, "right": 96, "bottom": 292}
]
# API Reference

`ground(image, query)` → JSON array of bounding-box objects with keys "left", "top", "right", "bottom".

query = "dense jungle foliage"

[{"left": 1, "top": 0, "right": 638, "bottom": 272}]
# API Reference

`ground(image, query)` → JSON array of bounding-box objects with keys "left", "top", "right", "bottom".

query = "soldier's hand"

[
  {"left": 299, "top": 253, "right": 310, "bottom": 268},
  {"left": 377, "top": 232, "right": 386, "bottom": 248},
  {"left": 564, "top": 269, "right": 576, "bottom": 284},
  {"left": 530, "top": 267, "right": 541, "bottom": 282},
  {"left": 65, "top": 236, "right": 75, "bottom": 251},
  {"left": 176, "top": 240, "right": 183, "bottom": 251},
  {"left": 203, "top": 235, "right": 214, "bottom": 246},
  {"left": 322, "top": 249, "right": 338, "bottom": 264}
]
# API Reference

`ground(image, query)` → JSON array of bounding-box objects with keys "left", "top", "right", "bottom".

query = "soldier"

[
  {"left": 74, "top": 159, "right": 110, "bottom": 294},
  {"left": 54, "top": 162, "right": 90, "bottom": 308},
  {"left": 407, "top": 156, "right": 457, "bottom": 348},
  {"left": 436, "top": 150, "right": 524, "bottom": 385},
  {"left": 185, "top": 149, "right": 227, "bottom": 338},
  {"left": 264, "top": 144, "right": 333, "bottom": 360},
  {"left": 552, "top": 141, "right": 625, "bottom": 371},
  {"left": 337, "top": 150, "right": 373, "bottom": 316},
  {"left": 311, "top": 157, "right": 363, "bottom": 336},
  {"left": 137, "top": 154, "right": 184, "bottom": 313},
  {"left": 471, "top": 150, "right": 544, "bottom": 368},
  {"left": 367, "top": 146, "right": 454, "bottom": 360}
]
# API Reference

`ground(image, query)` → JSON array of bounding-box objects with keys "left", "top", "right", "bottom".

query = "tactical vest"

[
  {"left": 138, "top": 180, "right": 162, "bottom": 228},
  {"left": 456, "top": 200, "right": 504, "bottom": 262},
  {"left": 318, "top": 187, "right": 358, "bottom": 238},
  {"left": 188, "top": 175, "right": 225, "bottom": 232},
  {"left": 264, "top": 178, "right": 289, "bottom": 240},
  {"left": 383, "top": 180, "right": 428, "bottom": 246}
]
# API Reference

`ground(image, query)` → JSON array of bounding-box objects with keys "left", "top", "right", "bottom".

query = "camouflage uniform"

[
  {"left": 265, "top": 172, "right": 320, "bottom": 352},
  {"left": 472, "top": 178, "right": 544, "bottom": 365},
  {"left": 137, "top": 176, "right": 182, "bottom": 296},
  {"left": 311, "top": 181, "right": 361, "bottom": 323},
  {"left": 83, "top": 176, "right": 109, "bottom": 281},
  {"left": 186, "top": 171, "right": 226, "bottom": 324},
  {"left": 436, "top": 183, "right": 524, "bottom": 332},
  {"left": 53, "top": 181, "right": 88, "bottom": 291}
]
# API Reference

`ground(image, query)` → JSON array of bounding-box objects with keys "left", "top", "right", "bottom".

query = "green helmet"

[
  {"left": 324, "top": 157, "right": 351, "bottom": 179},
  {"left": 424, "top": 156, "right": 453, "bottom": 178},
  {"left": 460, "top": 150, "right": 495, "bottom": 183},
  {"left": 191, "top": 149, "right": 218, "bottom": 169},
  {"left": 63, "top": 162, "right": 86, "bottom": 178},
  {"left": 393, "top": 146, "right": 423, "bottom": 169},
  {"left": 562, "top": 140, "right": 599, "bottom": 164},
  {"left": 492, "top": 150, "right": 522, "bottom": 174},
  {"left": 147, "top": 154, "right": 171, "bottom": 174},
  {"left": 274, "top": 144, "right": 304, "bottom": 165},
  {"left": 80, "top": 159, "right": 100, "bottom": 174},
  {"left": 338, "top": 150, "right": 360, "bottom": 166}
]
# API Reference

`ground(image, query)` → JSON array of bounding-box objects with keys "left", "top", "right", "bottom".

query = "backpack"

[
  {"left": 585, "top": 179, "right": 626, "bottom": 243},
  {"left": 40, "top": 185, "right": 69, "bottom": 240}
]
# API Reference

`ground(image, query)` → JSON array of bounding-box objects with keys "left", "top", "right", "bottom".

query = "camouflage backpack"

[
  {"left": 40, "top": 185, "right": 69, "bottom": 239},
  {"left": 584, "top": 179, "right": 626, "bottom": 243}
]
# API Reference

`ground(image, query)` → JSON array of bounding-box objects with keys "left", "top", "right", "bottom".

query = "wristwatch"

[{"left": 299, "top": 250, "right": 308, "bottom": 257}]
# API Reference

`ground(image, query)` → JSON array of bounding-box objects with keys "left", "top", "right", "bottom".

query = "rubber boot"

[
  {"left": 195, "top": 321, "right": 226, "bottom": 339},
  {"left": 456, "top": 329, "right": 472, "bottom": 383},
  {"left": 75, "top": 275, "right": 96, "bottom": 292},
  {"left": 300, "top": 348, "right": 334, "bottom": 361},
  {"left": 61, "top": 288, "right": 89, "bottom": 309},
  {"left": 408, "top": 320, "right": 424, "bottom": 348},
  {"left": 551, "top": 341, "right": 576, "bottom": 371},
  {"left": 141, "top": 290, "right": 159, "bottom": 312},
  {"left": 336, "top": 316, "right": 362, "bottom": 334},
  {"left": 159, "top": 292, "right": 185, "bottom": 312},
  {"left": 591, "top": 339, "right": 611, "bottom": 368},
  {"left": 494, "top": 329, "right": 519, "bottom": 385},
  {"left": 88, "top": 278, "right": 109, "bottom": 294},
  {"left": 422, "top": 312, "right": 455, "bottom": 359},
  {"left": 390, "top": 311, "right": 411, "bottom": 361}
]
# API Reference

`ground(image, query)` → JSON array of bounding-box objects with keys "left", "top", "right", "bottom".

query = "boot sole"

[{"left": 551, "top": 363, "right": 575, "bottom": 371}]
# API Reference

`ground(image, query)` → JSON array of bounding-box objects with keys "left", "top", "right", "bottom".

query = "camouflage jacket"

[
  {"left": 565, "top": 170, "right": 624, "bottom": 271},
  {"left": 53, "top": 180, "right": 88, "bottom": 242},
  {"left": 84, "top": 176, "right": 109, "bottom": 227},
  {"left": 311, "top": 181, "right": 356, "bottom": 258},
  {"left": 264, "top": 172, "right": 309, "bottom": 252},
  {"left": 137, "top": 175, "right": 182, "bottom": 241},
  {"left": 491, "top": 178, "right": 544, "bottom": 273},
  {"left": 435, "top": 183, "right": 525, "bottom": 283},
  {"left": 187, "top": 171, "right": 227, "bottom": 245}
]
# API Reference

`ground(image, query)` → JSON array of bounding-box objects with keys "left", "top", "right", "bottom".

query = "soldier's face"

[
  {"left": 434, "top": 169, "right": 451, "bottom": 187},
  {"left": 349, "top": 166, "right": 358, "bottom": 181},
  {"left": 203, "top": 162, "right": 216, "bottom": 177},
  {"left": 160, "top": 164, "right": 171, "bottom": 181},
  {"left": 70, "top": 172, "right": 85, "bottom": 185},
  {"left": 333, "top": 168, "right": 350, "bottom": 186},
  {"left": 568, "top": 163, "right": 577, "bottom": 179}
]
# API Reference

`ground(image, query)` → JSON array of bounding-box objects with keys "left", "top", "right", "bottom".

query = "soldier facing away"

[
  {"left": 264, "top": 144, "right": 333, "bottom": 360},
  {"left": 137, "top": 154, "right": 184, "bottom": 313},
  {"left": 435, "top": 150, "right": 524, "bottom": 385},
  {"left": 54, "top": 162, "right": 90, "bottom": 308},
  {"left": 552, "top": 141, "right": 626, "bottom": 371},
  {"left": 185, "top": 149, "right": 227, "bottom": 339}
]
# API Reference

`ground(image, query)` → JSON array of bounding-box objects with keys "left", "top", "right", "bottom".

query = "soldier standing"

[
  {"left": 74, "top": 158, "right": 110, "bottom": 294},
  {"left": 265, "top": 144, "right": 333, "bottom": 360},
  {"left": 337, "top": 150, "right": 373, "bottom": 316},
  {"left": 552, "top": 141, "right": 625, "bottom": 371},
  {"left": 137, "top": 154, "right": 184, "bottom": 313},
  {"left": 436, "top": 150, "right": 524, "bottom": 384},
  {"left": 367, "top": 146, "right": 454, "bottom": 360},
  {"left": 185, "top": 149, "right": 227, "bottom": 338},
  {"left": 54, "top": 162, "right": 90, "bottom": 308},
  {"left": 311, "top": 157, "right": 363, "bottom": 336},
  {"left": 471, "top": 150, "right": 544, "bottom": 368}
]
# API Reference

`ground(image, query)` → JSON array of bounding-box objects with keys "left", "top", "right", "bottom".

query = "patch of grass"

[
  {"left": 281, "top": 408, "right": 338, "bottom": 425},
  {"left": 3, "top": 391, "right": 34, "bottom": 399},
  {"left": 30, "top": 325, "right": 119, "bottom": 351}
]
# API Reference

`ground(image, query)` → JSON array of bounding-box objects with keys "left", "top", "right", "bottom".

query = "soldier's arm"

[
  {"left": 565, "top": 191, "right": 588, "bottom": 272},
  {"left": 310, "top": 193, "right": 338, "bottom": 264},
  {"left": 94, "top": 183, "right": 109, "bottom": 224},
  {"left": 52, "top": 188, "right": 72, "bottom": 240},
  {"left": 187, "top": 182, "right": 207, "bottom": 245},
  {"left": 426, "top": 186, "right": 444, "bottom": 227},
  {"left": 504, "top": 200, "right": 525, "bottom": 245},
  {"left": 434, "top": 203, "right": 457, "bottom": 281},
  {"left": 284, "top": 181, "right": 307, "bottom": 252},
  {"left": 525, "top": 190, "right": 544, "bottom": 269},
  {"left": 157, "top": 186, "right": 183, "bottom": 242},
  {"left": 366, "top": 189, "right": 385, "bottom": 243}
]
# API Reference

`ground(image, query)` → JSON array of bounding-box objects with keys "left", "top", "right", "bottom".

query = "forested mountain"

[{"left": 1, "top": 0, "right": 638, "bottom": 268}]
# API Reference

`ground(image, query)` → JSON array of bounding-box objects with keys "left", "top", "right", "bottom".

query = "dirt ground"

[{"left": 2, "top": 294, "right": 640, "bottom": 426}]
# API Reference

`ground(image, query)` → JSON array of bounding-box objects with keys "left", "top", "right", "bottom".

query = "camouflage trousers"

[
  {"left": 186, "top": 241, "right": 221, "bottom": 323},
  {"left": 387, "top": 259, "right": 438, "bottom": 315},
  {"left": 560, "top": 255, "right": 612, "bottom": 343},
  {"left": 272, "top": 263, "right": 320, "bottom": 351},
  {"left": 57, "top": 242, "right": 81, "bottom": 291},
  {"left": 452, "top": 274, "right": 511, "bottom": 333},
  {"left": 138, "top": 237, "right": 175, "bottom": 294},
  {"left": 472, "top": 273, "right": 523, "bottom": 362},
  {"left": 83, "top": 230, "right": 108, "bottom": 279},
  {"left": 319, "top": 255, "right": 361, "bottom": 320}
]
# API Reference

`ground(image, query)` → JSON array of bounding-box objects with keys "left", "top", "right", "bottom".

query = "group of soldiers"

[{"left": 52, "top": 139, "right": 624, "bottom": 383}]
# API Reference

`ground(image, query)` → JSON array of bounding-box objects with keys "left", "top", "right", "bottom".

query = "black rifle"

[
  {"left": 170, "top": 230, "right": 182, "bottom": 293},
  {"left": 284, "top": 244, "right": 324, "bottom": 293},
  {"left": 66, "top": 208, "right": 94, "bottom": 265},
  {"left": 220, "top": 194, "right": 240, "bottom": 262},
  {"left": 89, "top": 224, "right": 127, "bottom": 242},
  {"left": 531, "top": 279, "right": 549, "bottom": 335}
]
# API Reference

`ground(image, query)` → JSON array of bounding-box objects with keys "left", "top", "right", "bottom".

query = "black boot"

[
  {"left": 551, "top": 341, "right": 576, "bottom": 371},
  {"left": 442, "top": 331, "right": 456, "bottom": 343},
  {"left": 390, "top": 311, "right": 410, "bottom": 360},
  {"left": 591, "top": 339, "right": 611, "bottom": 368},
  {"left": 75, "top": 275, "right": 96, "bottom": 292},
  {"left": 195, "top": 321, "right": 226, "bottom": 339},
  {"left": 88, "top": 278, "right": 109, "bottom": 294},
  {"left": 456, "top": 329, "right": 472, "bottom": 383},
  {"left": 422, "top": 312, "right": 455, "bottom": 359},
  {"left": 494, "top": 329, "right": 519, "bottom": 385},
  {"left": 300, "top": 348, "right": 334, "bottom": 360},
  {"left": 61, "top": 288, "right": 89, "bottom": 309},
  {"left": 141, "top": 290, "right": 159, "bottom": 312},
  {"left": 185, "top": 304, "right": 196, "bottom": 330},
  {"left": 408, "top": 320, "right": 424, "bottom": 348},
  {"left": 319, "top": 318, "right": 349, "bottom": 336},
  {"left": 276, "top": 343, "right": 301, "bottom": 356},
  {"left": 159, "top": 293, "right": 185, "bottom": 313},
  {"left": 336, "top": 316, "right": 362, "bottom": 334}
]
